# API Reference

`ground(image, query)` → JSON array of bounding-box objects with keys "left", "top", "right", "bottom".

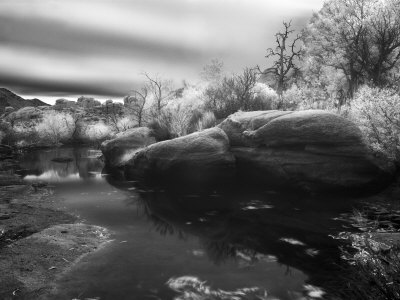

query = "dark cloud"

[
  {"left": 0, "top": 74, "right": 135, "bottom": 98},
  {"left": 0, "top": 16, "right": 209, "bottom": 63},
  {"left": 0, "top": 0, "right": 324, "bottom": 100}
]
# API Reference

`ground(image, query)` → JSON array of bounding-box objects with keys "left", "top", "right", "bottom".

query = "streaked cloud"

[{"left": 0, "top": 0, "right": 323, "bottom": 103}]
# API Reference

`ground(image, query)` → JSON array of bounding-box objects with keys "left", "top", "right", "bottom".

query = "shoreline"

[
  {"left": 0, "top": 163, "right": 111, "bottom": 299},
  {"left": 0, "top": 148, "right": 399, "bottom": 299}
]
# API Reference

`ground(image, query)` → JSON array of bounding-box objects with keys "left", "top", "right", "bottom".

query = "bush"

[
  {"left": 148, "top": 116, "right": 175, "bottom": 142},
  {"left": 116, "top": 116, "right": 136, "bottom": 132},
  {"left": 81, "top": 122, "right": 113, "bottom": 146},
  {"left": 281, "top": 85, "right": 303, "bottom": 110},
  {"left": 252, "top": 83, "right": 278, "bottom": 110},
  {"left": 335, "top": 233, "right": 400, "bottom": 300},
  {"left": 35, "top": 110, "right": 75, "bottom": 145},
  {"left": 195, "top": 111, "right": 217, "bottom": 131},
  {"left": 148, "top": 86, "right": 207, "bottom": 139},
  {"left": 151, "top": 103, "right": 193, "bottom": 138},
  {"left": 349, "top": 86, "right": 400, "bottom": 161}
]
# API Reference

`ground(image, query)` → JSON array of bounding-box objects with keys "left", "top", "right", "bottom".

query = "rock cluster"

[{"left": 102, "top": 110, "right": 395, "bottom": 193}]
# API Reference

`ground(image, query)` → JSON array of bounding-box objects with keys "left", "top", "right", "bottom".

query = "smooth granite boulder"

[
  {"left": 101, "top": 127, "right": 156, "bottom": 168},
  {"left": 104, "top": 110, "right": 395, "bottom": 193},
  {"left": 125, "top": 127, "right": 236, "bottom": 187},
  {"left": 219, "top": 110, "right": 395, "bottom": 193}
]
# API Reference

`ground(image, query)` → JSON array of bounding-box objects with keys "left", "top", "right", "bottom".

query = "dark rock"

[
  {"left": 219, "top": 110, "right": 394, "bottom": 193},
  {"left": 0, "top": 173, "right": 25, "bottom": 186},
  {"left": 0, "top": 88, "right": 48, "bottom": 113},
  {"left": 31, "top": 181, "right": 48, "bottom": 191},
  {"left": 0, "top": 145, "right": 12, "bottom": 160},
  {"left": 4, "top": 106, "right": 14, "bottom": 114},
  {"left": 51, "top": 157, "right": 73, "bottom": 163},
  {"left": 125, "top": 127, "right": 236, "bottom": 188},
  {"left": 101, "top": 127, "right": 156, "bottom": 168}
]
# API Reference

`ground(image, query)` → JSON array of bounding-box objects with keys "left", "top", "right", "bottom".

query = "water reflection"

[
  {"left": 111, "top": 183, "right": 358, "bottom": 292},
  {"left": 18, "top": 147, "right": 104, "bottom": 182},
  {"left": 167, "top": 276, "right": 269, "bottom": 300},
  {"left": 17, "top": 147, "right": 363, "bottom": 299},
  {"left": 24, "top": 170, "right": 81, "bottom": 182}
]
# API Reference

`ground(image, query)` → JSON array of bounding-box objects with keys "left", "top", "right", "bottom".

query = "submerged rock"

[
  {"left": 51, "top": 157, "right": 73, "bottom": 163},
  {"left": 219, "top": 110, "right": 394, "bottom": 193},
  {"left": 125, "top": 127, "right": 236, "bottom": 187},
  {"left": 101, "top": 127, "right": 156, "bottom": 168}
]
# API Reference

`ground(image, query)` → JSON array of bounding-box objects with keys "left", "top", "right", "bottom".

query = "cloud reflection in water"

[{"left": 24, "top": 170, "right": 81, "bottom": 182}]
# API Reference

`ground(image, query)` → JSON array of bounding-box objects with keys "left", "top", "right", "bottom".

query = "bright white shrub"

[
  {"left": 251, "top": 83, "right": 279, "bottom": 110},
  {"left": 35, "top": 110, "right": 75, "bottom": 145},
  {"left": 83, "top": 123, "right": 113, "bottom": 143},
  {"left": 350, "top": 86, "right": 400, "bottom": 161},
  {"left": 116, "top": 116, "right": 136, "bottom": 132},
  {"left": 196, "top": 111, "right": 217, "bottom": 131},
  {"left": 162, "top": 102, "right": 193, "bottom": 137}
]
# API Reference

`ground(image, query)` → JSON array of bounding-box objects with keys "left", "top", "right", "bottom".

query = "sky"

[{"left": 0, "top": 0, "right": 324, "bottom": 104}]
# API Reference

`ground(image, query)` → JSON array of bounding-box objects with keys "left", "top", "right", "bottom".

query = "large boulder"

[
  {"left": 125, "top": 127, "right": 236, "bottom": 187},
  {"left": 219, "top": 110, "right": 395, "bottom": 193},
  {"left": 218, "top": 110, "right": 292, "bottom": 147},
  {"left": 101, "top": 127, "right": 156, "bottom": 168}
]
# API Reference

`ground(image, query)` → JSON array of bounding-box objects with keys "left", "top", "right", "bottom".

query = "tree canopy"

[{"left": 303, "top": 0, "right": 400, "bottom": 97}]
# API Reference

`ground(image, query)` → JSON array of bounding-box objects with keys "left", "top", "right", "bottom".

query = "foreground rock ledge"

[
  {"left": 0, "top": 223, "right": 110, "bottom": 298},
  {"left": 103, "top": 110, "right": 395, "bottom": 193}
]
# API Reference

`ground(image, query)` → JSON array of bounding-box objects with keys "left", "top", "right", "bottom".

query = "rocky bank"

[
  {"left": 102, "top": 110, "right": 396, "bottom": 193},
  {"left": 0, "top": 154, "right": 110, "bottom": 299}
]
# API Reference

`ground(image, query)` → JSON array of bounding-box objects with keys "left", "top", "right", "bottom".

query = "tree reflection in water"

[{"left": 106, "top": 176, "right": 360, "bottom": 293}]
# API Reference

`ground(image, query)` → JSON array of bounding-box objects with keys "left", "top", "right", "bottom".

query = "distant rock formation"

[
  {"left": 0, "top": 88, "right": 49, "bottom": 113},
  {"left": 77, "top": 96, "right": 101, "bottom": 108},
  {"left": 54, "top": 98, "right": 77, "bottom": 110}
]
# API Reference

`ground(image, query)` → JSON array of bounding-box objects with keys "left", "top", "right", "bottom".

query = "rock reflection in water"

[
  {"left": 122, "top": 186, "right": 354, "bottom": 292},
  {"left": 18, "top": 147, "right": 104, "bottom": 181}
]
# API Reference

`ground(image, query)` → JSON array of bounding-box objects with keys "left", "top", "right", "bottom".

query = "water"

[{"left": 18, "top": 146, "right": 363, "bottom": 300}]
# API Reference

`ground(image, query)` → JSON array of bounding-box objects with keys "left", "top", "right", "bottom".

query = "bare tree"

[
  {"left": 258, "top": 20, "right": 303, "bottom": 106},
  {"left": 203, "top": 68, "right": 259, "bottom": 118},
  {"left": 125, "top": 85, "right": 150, "bottom": 127},
  {"left": 233, "top": 67, "right": 259, "bottom": 111},
  {"left": 68, "top": 112, "right": 87, "bottom": 140},
  {"left": 105, "top": 110, "right": 121, "bottom": 133},
  {"left": 142, "top": 72, "right": 172, "bottom": 115}
]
